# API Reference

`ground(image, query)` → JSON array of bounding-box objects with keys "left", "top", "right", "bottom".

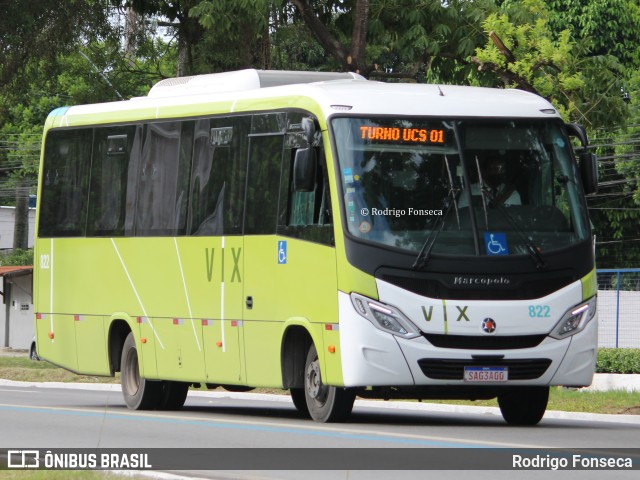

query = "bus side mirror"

[
  {"left": 293, "top": 148, "right": 317, "bottom": 192},
  {"left": 580, "top": 151, "right": 598, "bottom": 195},
  {"left": 301, "top": 117, "right": 316, "bottom": 146},
  {"left": 565, "top": 123, "right": 598, "bottom": 194},
  {"left": 565, "top": 123, "right": 588, "bottom": 148}
]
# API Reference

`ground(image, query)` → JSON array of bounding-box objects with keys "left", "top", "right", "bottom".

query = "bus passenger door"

[
  {"left": 189, "top": 116, "right": 250, "bottom": 386},
  {"left": 200, "top": 237, "right": 245, "bottom": 385},
  {"left": 241, "top": 130, "right": 286, "bottom": 387}
]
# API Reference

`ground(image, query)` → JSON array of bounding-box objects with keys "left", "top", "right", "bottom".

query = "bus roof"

[{"left": 46, "top": 70, "right": 560, "bottom": 129}]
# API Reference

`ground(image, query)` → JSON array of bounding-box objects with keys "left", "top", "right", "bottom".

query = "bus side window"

[
  {"left": 135, "top": 121, "right": 192, "bottom": 236},
  {"left": 189, "top": 116, "right": 249, "bottom": 236},
  {"left": 244, "top": 133, "right": 284, "bottom": 235},
  {"left": 289, "top": 148, "right": 331, "bottom": 226},
  {"left": 277, "top": 144, "right": 334, "bottom": 246},
  {"left": 39, "top": 129, "right": 92, "bottom": 237},
  {"left": 86, "top": 125, "right": 141, "bottom": 236}
]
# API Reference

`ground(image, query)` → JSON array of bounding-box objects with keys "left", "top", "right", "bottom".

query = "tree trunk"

[
  {"left": 349, "top": 0, "right": 369, "bottom": 74},
  {"left": 177, "top": 37, "right": 190, "bottom": 77},
  {"left": 124, "top": 8, "right": 142, "bottom": 68},
  {"left": 290, "top": 0, "right": 347, "bottom": 62},
  {"left": 13, "top": 179, "right": 29, "bottom": 250}
]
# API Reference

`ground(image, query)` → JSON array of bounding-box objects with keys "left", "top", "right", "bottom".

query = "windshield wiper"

[
  {"left": 444, "top": 155, "right": 461, "bottom": 227},
  {"left": 411, "top": 193, "right": 457, "bottom": 270},
  {"left": 475, "top": 155, "right": 489, "bottom": 229},
  {"left": 412, "top": 155, "right": 461, "bottom": 270},
  {"left": 475, "top": 159, "right": 547, "bottom": 270},
  {"left": 489, "top": 201, "right": 547, "bottom": 270}
]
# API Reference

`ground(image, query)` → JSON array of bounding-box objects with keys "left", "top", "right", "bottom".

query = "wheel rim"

[
  {"left": 305, "top": 356, "right": 328, "bottom": 406},
  {"left": 123, "top": 347, "right": 140, "bottom": 396}
]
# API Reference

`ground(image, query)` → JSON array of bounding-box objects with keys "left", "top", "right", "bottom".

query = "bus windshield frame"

[{"left": 331, "top": 116, "right": 591, "bottom": 260}]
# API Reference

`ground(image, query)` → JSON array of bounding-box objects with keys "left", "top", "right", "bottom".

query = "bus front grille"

[
  {"left": 417, "top": 358, "right": 552, "bottom": 380},
  {"left": 423, "top": 333, "right": 547, "bottom": 350}
]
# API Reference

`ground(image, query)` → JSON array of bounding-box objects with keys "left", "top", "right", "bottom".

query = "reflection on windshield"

[{"left": 332, "top": 117, "right": 589, "bottom": 258}]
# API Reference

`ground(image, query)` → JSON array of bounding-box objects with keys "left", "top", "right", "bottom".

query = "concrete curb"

[{"left": 583, "top": 373, "right": 640, "bottom": 392}]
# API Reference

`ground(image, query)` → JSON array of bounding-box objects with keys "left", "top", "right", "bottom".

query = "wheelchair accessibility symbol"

[
  {"left": 278, "top": 240, "right": 287, "bottom": 264},
  {"left": 484, "top": 232, "right": 508, "bottom": 256}
]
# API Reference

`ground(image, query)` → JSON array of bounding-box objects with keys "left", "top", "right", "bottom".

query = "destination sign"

[{"left": 359, "top": 125, "right": 446, "bottom": 144}]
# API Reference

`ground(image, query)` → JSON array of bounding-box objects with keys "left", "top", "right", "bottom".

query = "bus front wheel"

[
  {"left": 159, "top": 381, "right": 189, "bottom": 410},
  {"left": 290, "top": 388, "right": 310, "bottom": 417},
  {"left": 304, "top": 344, "right": 355, "bottom": 422},
  {"left": 498, "top": 386, "right": 549, "bottom": 426},
  {"left": 120, "top": 332, "right": 161, "bottom": 410}
]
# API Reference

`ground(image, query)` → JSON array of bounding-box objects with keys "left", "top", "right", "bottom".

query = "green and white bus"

[{"left": 34, "top": 69, "right": 599, "bottom": 425}]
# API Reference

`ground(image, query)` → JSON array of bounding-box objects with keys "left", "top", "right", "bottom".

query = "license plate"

[{"left": 464, "top": 366, "right": 508, "bottom": 382}]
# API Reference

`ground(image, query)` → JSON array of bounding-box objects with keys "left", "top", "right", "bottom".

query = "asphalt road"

[{"left": 1, "top": 380, "right": 639, "bottom": 479}]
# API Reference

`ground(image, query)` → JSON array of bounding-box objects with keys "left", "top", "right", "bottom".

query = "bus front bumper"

[{"left": 338, "top": 291, "right": 597, "bottom": 389}]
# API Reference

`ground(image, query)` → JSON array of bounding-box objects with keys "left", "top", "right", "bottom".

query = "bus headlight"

[
  {"left": 350, "top": 293, "right": 421, "bottom": 339},
  {"left": 549, "top": 296, "right": 597, "bottom": 339}
]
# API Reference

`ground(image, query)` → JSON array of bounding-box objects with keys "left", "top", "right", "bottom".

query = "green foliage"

[
  {"left": 368, "top": 0, "right": 498, "bottom": 83},
  {"left": 189, "top": 0, "right": 273, "bottom": 71},
  {"left": 0, "top": 249, "right": 33, "bottom": 267},
  {"left": 0, "top": 0, "right": 114, "bottom": 97},
  {"left": 607, "top": 71, "right": 640, "bottom": 207},
  {"left": 546, "top": 0, "right": 640, "bottom": 69},
  {"left": 473, "top": 0, "right": 628, "bottom": 129},
  {"left": 597, "top": 349, "right": 640, "bottom": 374},
  {"left": 191, "top": 0, "right": 268, "bottom": 33},
  {"left": 270, "top": 20, "right": 332, "bottom": 71}
]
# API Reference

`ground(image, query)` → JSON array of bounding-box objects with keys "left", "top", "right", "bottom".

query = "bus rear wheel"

[
  {"left": 120, "top": 332, "right": 161, "bottom": 410},
  {"left": 304, "top": 344, "right": 355, "bottom": 422},
  {"left": 498, "top": 386, "right": 549, "bottom": 426}
]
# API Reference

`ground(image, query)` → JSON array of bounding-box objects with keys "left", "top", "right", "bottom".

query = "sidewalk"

[{"left": 0, "top": 347, "right": 28, "bottom": 357}]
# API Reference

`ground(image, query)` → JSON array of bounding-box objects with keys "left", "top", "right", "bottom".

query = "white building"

[
  {"left": 0, "top": 266, "right": 33, "bottom": 350},
  {"left": 0, "top": 206, "right": 36, "bottom": 250}
]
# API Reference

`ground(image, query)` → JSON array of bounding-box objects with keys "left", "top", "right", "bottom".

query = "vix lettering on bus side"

[
  {"left": 205, "top": 247, "right": 242, "bottom": 283},
  {"left": 422, "top": 304, "right": 471, "bottom": 322}
]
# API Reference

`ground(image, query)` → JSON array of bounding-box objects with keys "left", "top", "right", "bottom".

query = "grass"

[
  {"left": 425, "top": 388, "right": 640, "bottom": 415},
  {"left": 0, "top": 356, "right": 119, "bottom": 384},
  {"left": 1, "top": 356, "right": 639, "bottom": 415}
]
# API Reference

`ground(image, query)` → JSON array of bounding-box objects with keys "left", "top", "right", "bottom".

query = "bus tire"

[
  {"left": 304, "top": 344, "right": 355, "bottom": 422},
  {"left": 159, "top": 381, "right": 189, "bottom": 410},
  {"left": 120, "top": 332, "right": 161, "bottom": 410},
  {"left": 290, "top": 388, "right": 310, "bottom": 418},
  {"left": 498, "top": 386, "right": 549, "bottom": 426}
]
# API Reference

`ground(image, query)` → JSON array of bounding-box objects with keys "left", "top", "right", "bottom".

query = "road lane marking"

[
  {"left": 0, "top": 388, "right": 39, "bottom": 393},
  {"left": 0, "top": 402, "right": 545, "bottom": 449}
]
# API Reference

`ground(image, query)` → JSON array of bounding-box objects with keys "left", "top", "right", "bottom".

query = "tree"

[
  {"left": 190, "top": 0, "right": 272, "bottom": 71},
  {"left": 546, "top": 0, "right": 640, "bottom": 69},
  {"left": 289, "top": 0, "right": 369, "bottom": 74},
  {"left": 0, "top": 1, "right": 176, "bottom": 209},
  {"left": 472, "top": 0, "right": 628, "bottom": 129},
  {"left": 116, "top": 0, "right": 206, "bottom": 76},
  {"left": 0, "top": 0, "right": 114, "bottom": 97},
  {"left": 286, "top": 0, "right": 497, "bottom": 81}
]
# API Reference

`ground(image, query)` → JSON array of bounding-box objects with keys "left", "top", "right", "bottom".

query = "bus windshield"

[{"left": 332, "top": 117, "right": 590, "bottom": 258}]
